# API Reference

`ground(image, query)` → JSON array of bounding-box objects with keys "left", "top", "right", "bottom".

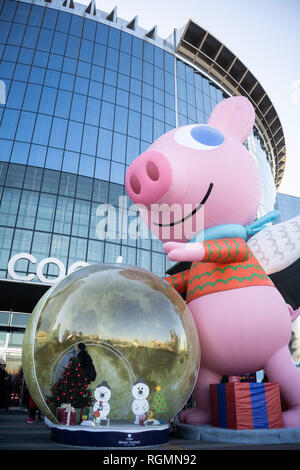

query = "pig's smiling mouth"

[{"left": 153, "top": 182, "right": 214, "bottom": 227}]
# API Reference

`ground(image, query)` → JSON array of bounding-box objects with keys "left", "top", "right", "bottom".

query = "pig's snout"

[{"left": 125, "top": 150, "right": 172, "bottom": 205}]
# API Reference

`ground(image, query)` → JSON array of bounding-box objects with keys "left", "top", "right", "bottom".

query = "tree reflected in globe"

[{"left": 22, "top": 263, "right": 200, "bottom": 424}]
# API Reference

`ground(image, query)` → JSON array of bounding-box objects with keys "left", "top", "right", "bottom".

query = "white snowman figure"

[
  {"left": 93, "top": 381, "right": 111, "bottom": 425},
  {"left": 131, "top": 378, "right": 150, "bottom": 425}
]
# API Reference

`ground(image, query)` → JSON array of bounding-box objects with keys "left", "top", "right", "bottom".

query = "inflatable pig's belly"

[{"left": 188, "top": 286, "right": 292, "bottom": 375}]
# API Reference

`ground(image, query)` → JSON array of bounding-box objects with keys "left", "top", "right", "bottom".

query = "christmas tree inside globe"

[{"left": 46, "top": 356, "right": 94, "bottom": 412}]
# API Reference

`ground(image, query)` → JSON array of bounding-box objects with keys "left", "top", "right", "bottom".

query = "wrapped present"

[
  {"left": 57, "top": 403, "right": 77, "bottom": 426},
  {"left": 210, "top": 383, "right": 283, "bottom": 430}
]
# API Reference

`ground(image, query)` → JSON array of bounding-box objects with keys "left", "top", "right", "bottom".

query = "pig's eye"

[{"left": 174, "top": 125, "right": 224, "bottom": 151}]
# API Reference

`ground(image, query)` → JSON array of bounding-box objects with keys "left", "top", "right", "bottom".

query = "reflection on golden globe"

[{"left": 22, "top": 263, "right": 200, "bottom": 424}]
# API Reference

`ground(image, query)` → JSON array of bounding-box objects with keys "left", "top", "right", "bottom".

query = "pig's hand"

[{"left": 163, "top": 242, "right": 205, "bottom": 262}]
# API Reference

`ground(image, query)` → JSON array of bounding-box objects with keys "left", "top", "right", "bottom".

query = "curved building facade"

[{"left": 0, "top": 0, "right": 285, "bottom": 373}]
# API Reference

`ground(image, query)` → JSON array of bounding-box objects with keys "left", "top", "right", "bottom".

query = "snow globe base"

[{"left": 46, "top": 419, "right": 169, "bottom": 448}]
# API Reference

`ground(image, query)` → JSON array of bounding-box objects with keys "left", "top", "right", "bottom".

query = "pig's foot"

[
  {"left": 282, "top": 407, "right": 300, "bottom": 428},
  {"left": 179, "top": 407, "right": 210, "bottom": 425}
]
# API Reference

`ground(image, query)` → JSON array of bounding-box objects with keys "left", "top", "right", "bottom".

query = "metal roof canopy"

[{"left": 176, "top": 20, "right": 286, "bottom": 188}]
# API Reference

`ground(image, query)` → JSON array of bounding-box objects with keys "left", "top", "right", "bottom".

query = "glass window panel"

[
  {"left": 142, "top": 82, "right": 153, "bottom": 100},
  {"left": 14, "top": 63, "right": 30, "bottom": 82},
  {"left": 39, "top": 86, "right": 57, "bottom": 115},
  {"left": 114, "top": 106, "right": 128, "bottom": 134},
  {"left": 55, "top": 90, "right": 72, "bottom": 119},
  {"left": 69, "top": 15, "right": 83, "bottom": 37},
  {"left": 31, "top": 231, "right": 51, "bottom": 264},
  {"left": 112, "top": 132, "right": 126, "bottom": 163},
  {"left": 128, "top": 109, "right": 140, "bottom": 138},
  {"left": 118, "top": 73, "right": 130, "bottom": 92},
  {"left": 54, "top": 197, "right": 74, "bottom": 235},
  {"left": 8, "top": 332, "right": 24, "bottom": 347},
  {"left": 165, "top": 52, "right": 174, "bottom": 73},
  {"left": 144, "top": 42, "right": 154, "bottom": 63},
  {"left": 28, "top": 144, "right": 46, "bottom": 167},
  {"left": 42, "top": 169, "right": 60, "bottom": 194},
  {"left": 51, "top": 31, "right": 67, "bottom": 55},
  {"left": 33, "top": 51, "right": 49, "bottom": 68},
  {"left": 50, "top": 234, "right": 69, "bottom": 267},
  {"left": 79, "top": 38, "right": 93, "bottom": 63},
  {"left": 100, "top": 101, "right": 115, "bottom": 130},
  {"left": 153, "top": 102, "right": 164, "bottom": 120},
  {"left": 87, "top": 239, "right": 104, "bottom": 264},
  {"left": 10, "top": 313, "right": 29, "bottom": 328},
  {"left": 14, "top": 2, "right": 30, "bottom": 24},
  {"left": 59, "top": 72, "right": 74, "bottom": 92},
  {"left": 56, "top": 11, "right": 71, "bottom": 33},
  {"left": 79, "top": 154, "right": 95, "bottom": 177},
  {"left": 68, "top": 237, "right": 87, "bottom": 267},
  {"left": 49, "top": 117, "right": 68, "bottom": 149},
  {"left": 97, "top": 128, "right": 112, "bottom": 159},
  {"left": 16, "top": 190, "right": 39, "bottom": 229},
  {"left": 108, "top": 27, "right": 120, "bottom": 49},
  {"left": 22, "top": 25, "right": 39, "bottom": 48},
  {"left": 119, "top": 52, "right": 130, "bottom": 75},
  {"left": 0, "top": 187, "right": 20, "bottom": 225},
  {"left": 18, "top": 47, "right": 34, "bottom": 65},
  {"left": 126, "top": 136, "right": 140, "bottom": 165},
  {"left": 65, "top": 34, "right": 80, "bottom": 59},
  {"left": 104, "top": 68, "right": 117, "bottom": 86},
  {"left": 70, "top": 93, "right": 87, "bottom": 122},
  {"left": 28, "top": 5, "right": 44, "bottom": 26},
  {"left": 7, "top": 23, "right": 25, "bottom": 46},
  {"left": 10, "top": 141, "right": 30, "bottom": 164},
  {"left": 131, "top": 56, "right": 142, "bottom": 80},
  {"left": 24, "top": 166, "right": 43, "bottom": 191},
  {"left": 154, "top": 47, "right": 164, "bottom": 68},
  {"left": 91, "top": 64, "right": 104, "bottom": 81},
  {"left": 95, "top": 157, "right": 110, "bottom": 180},
  {"left": 0, "top": 21, "right": 10, "bottom": 43},
  {"left": 77, "top": 60, "right": 91, "bottom": 78},
  {"left": 93, "top": 43, "right": 106, "bottom": 67},
  {"left": 129, "top": 93, "right": 141, "bottom": 112},
  {"left": 0, "top": 312, "right": 10, "bottom": 327},
  {"left": 3, "top": 45, "right": 19, "bottom": 62},
  {"left": 29, "top": 66, "right": 46, "bottom": 85},
  {"left": 92, "top": 179, "right": 108, "bottom": 203},
  {"left": 154, "top": 66, "right": 164, "bottom": 89},
  {"left": 137, "top": 249, "right": 150, "bottom": 270},
  {"left": 59, "top": 173, "right": 76, "bottom": 197},
  {"left": 42, "top": 8, "right": 58, "bottom": 29},
  {"left": 62, "top": 150, "right": 79, "bottom": 174},
  {"left": 104, "top": 242, "right": 120, "bottom": 263},
  {"left": 95, "top": 23, "right": 108, "bottom": 45},
  {"left": 6, "top": 163, "right": 25, "bottom": 188},
  {"left": 0, "top": 227, "right": 13, "bottom": 270},
  {"left": 66, "top": 121, "right": 83, "bottom": 152},
  {"left": 165, "top": 108, "right": 176, "bottom": 127},
  {"left": 142, "top": 98, "right": 153, "bottom": 116},
  {"left": 37, "top": 28, "right": 54, "bottom": 52},
  {"left": 132, "top": 37, "right": 142, "bottom": 58},
  {"left": 72, "top": 199, "right": 90, "bottom": 237},
  {"left": 45, "top": 147, "right": 63, "bottom": 171},
  {"left": 32, "top": 114, "right": 52, "bottom": 145},
  {"left": 45, "top": 69, "right": 60, "bottom": 88},
  {"left": 0, "top": 139, "right": 13, "bottom": 162},
  {"left": 63, "top": 57, "right": 76, "bottom": 74},
  {"left": 83, "top": 18, "right": 96, "bottom": 41},
  {"left": 6, "top": 81, "right": 26, "bottom": 109},
  {"left": 143, "top": 62, "right": 153, "bottom": 85},
  {"left": 35, "top": 193, "right": 56, "bottom": 231},
  {"left": 165, "top": 71, "right": 175, "bottom": 94},
  {"left": 154, "top": 87, "right": 164, "bottom": 105},
  {"left": 88, "top": 80, "right": 102, "bottom": 99},
  {"left": 22, "top": 83, "right": 42, "bottom": 112},
  {"left": 165, "top": 92, "right": 175, "bottom": 110},
  {"left": 121, "top": 245, "right": 136, "bottom": 266},
  {"left": 85, "top": 97, "right": 101, "bottom": 126},
  {"left": 81, "top": 124, "right": 97, "bottom": 156},
  {"left": 106, "top": 47, "right": 119, "bottom": 71},
  {"left": 0, "top": 109, "right": 20, "bottom": 140},
  {"left": 16, "top": 111, "right": 36, "bottom": 142},
  {"left": 0, "top": 60, "right": 14, "bottom": 79},
  {"left": 110, "top": 161, "right": 124, "bottom": 184},
  {"left": 0, "top": 162, "right": 8, "bottom": 184},
  {"left": 141, "top": 114, "right": 153, "bottom": 142},
  {"left": 103, "top": 84, "right": 116, "bottom": 103},
  {"left": 76, "top": 175, "right": 92, "bottom": 200}
]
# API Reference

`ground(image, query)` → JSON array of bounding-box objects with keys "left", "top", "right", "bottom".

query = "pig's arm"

[
  {"left": 164, "top": 269, "right": 190, "bottom": 294},
  {"left": 164, "top": 238, "right": 250, "bottom": 263}
]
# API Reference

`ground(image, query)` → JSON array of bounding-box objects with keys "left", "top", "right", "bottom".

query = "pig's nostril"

[
  {"left": 146, "top": 161, "right": 159, "bottom": 181},
  {"left": 130, "top": 174, "right": 141, "bottom": 195}
]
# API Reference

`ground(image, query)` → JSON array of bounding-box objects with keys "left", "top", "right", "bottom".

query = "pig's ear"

[{"left": 208, "top": 96, "right": 255, "bottom": 143}]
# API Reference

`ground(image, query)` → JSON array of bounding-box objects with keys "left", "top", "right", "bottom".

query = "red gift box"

[
  {"left": 210, "top": 383, "right": 283, "bottom": 430},
  {"left": 57, "top": 406, "right": 77, "bottom": 426}
]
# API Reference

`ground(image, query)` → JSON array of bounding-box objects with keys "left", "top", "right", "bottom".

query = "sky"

[{"left": 78, "top": 0, "right": 300, "bottom": 197}]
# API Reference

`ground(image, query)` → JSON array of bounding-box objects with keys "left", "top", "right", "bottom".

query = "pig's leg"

[
  {"left": 264, "top": 346, "right": 300, "bottom": 427},
  {"left": 180, "top": 366, "right": 221, "bottom": 424}
]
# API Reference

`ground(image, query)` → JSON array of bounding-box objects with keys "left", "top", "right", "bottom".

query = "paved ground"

[{"left": 1, "top": 409, "right": 300, "bottom": 461}]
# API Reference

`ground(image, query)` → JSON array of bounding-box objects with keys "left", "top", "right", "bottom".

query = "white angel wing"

[{"left": 247, "top": 214, "right": 300, "bottom": 275}]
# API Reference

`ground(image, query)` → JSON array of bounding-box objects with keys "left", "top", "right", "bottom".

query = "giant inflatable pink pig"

[{"left": 125, "top": 97, "right": 300, "bottom": 427}]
